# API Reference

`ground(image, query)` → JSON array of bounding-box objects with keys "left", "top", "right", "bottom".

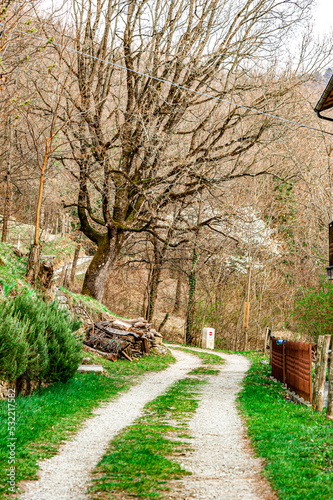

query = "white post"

[{"left": 202, "top": 327, "right": 215, "bottom": 349}]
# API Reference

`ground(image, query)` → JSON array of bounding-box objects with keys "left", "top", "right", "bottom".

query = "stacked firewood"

[{"left": 84, "top": 316, "right": 163, "bottom": 361}]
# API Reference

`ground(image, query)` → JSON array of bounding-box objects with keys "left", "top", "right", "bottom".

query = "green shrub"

[
  {"left": 291, "top": 278, "right": 333, "bottom": 341},
  {"left": 39, "top": 301, "right": 82, "bottom": 382},
  {"left": 0, "top": 308, "right": 30, "bottom": 381},
  {"left": 0, "top": 294, "right": 82, "bottom": 384}
]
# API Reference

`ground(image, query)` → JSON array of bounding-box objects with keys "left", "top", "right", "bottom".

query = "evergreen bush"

[
  {"left": 0, "top": 294, "right": 82, "bottom": 384},
  {"left": 0, "top": 305, "right": 30, "bottom": 381}
]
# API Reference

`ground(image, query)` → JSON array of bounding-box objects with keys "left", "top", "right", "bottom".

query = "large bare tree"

[{"left": 42, "top": 0, "right": 323, "bottom": 300}]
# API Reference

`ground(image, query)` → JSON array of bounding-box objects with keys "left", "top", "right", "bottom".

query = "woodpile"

[{"left": 84, "top": 316, "right": 164, "bottom": 361}]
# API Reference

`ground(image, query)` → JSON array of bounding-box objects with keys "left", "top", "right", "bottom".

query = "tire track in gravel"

[
  {"left": 19, "top": 349, "right": 201, "bottom": 500},
  {"left": 166, "top": 346, "right": 277, "bottom": 500}
]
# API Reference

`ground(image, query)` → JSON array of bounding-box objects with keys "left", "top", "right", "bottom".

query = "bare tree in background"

[
  {"left": 39, "top": 0, "right": 328, "bottom": 301},
  {"left": 21, "top": 40, "right": 77, "bottom": 283},
  {"left": 0, "top": 0, "right": 41, "bottom": 242}
]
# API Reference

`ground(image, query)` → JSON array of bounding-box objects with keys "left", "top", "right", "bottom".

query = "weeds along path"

[
  {"left": 20, "top": 349, "right": 201, "bottom": 500},
  {"left": 166, "top": 346, "right": 277, "bottom": 500}
]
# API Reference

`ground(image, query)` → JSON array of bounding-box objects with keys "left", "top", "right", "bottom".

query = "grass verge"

[
  {"left": 89, "top": 376, "right": 207, "bottom": 499},
  {"left": 0, "top": 351, "right": 174, "bottom": 499},
  {"left": 188, "top": 367, "right": 220, "bottom": 376},
  {"left": 238, "top": 353, "right": 333, "bottom": 500}
]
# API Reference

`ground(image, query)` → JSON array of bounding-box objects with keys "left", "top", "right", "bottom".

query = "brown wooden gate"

[
  {"left": 270, "top": 337, "right": 312, "bottom": 403},
  {"left": 285, "top": 340, "right": 312, "bottom": 403}
]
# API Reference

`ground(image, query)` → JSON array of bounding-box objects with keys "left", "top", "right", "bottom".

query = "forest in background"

[{"left": 1, "top": 0, "right": 333, "bottom": 349}]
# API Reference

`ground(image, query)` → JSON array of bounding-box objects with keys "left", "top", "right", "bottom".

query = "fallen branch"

[
  {"left": 83, "top": 343, "right": 117, "bottom": 361},
  {"left": 121, "top": 350, "right": 133, "bottom": 362}
]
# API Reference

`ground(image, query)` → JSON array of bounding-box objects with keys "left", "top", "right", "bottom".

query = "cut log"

[
  {"left": 83, "top": 343, "right": 117, "bottom": 361},
  {"left": 111, "top": 319, "right": 133, "bottom": 330},
  {"left": 84, "top": 315, "right": 163, "bottom": 360},
  {"left": 84, "top": 334, "right": 129, "bottom": 355},
  {"left": 142, "top": 337, "right": 150, "bottom": 354},
  {"left": 94, "top": 322, "right": 140, "bottom": 340}
]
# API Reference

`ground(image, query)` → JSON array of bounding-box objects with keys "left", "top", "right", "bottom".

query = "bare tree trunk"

[
  {"left": 1, "top": 118, "right": 13, "bottom": 243},
  {"left": 185, "top": 201, "right": 202, "bottom": 346},
  {"left": 145, "top": 237, "right": 164, "bottom": 322},
  {"left": 69, "top": 244, "right": 81, "bottom": 287},
  {"left": 313, "top": 335, "right": 324, "bottom": 406},
  {"left": 313, "top": 335, "right": 331, "bottom": 412},
  {"left": 26, "top": 140, "right": 50, "bottom": 284},
  {"left": 234, "top": 298, "right": 245, "bottom": 351},
  {"left": 185, "top": 246, "right": 197, "bottom": 346},
  {"left": 145, "top": 264, "right": 162, "bottom": 322},
  {"left": 25, "top": 245, "right": 40, "bottom": 285},
  {"left": 243, "top": 265, "right": 252, "bottom": 351},
  {"left": 263, "top": 327, "right": 270, "bottom": 356},
  {"left": 59, "top": 258, "right": 68, "bottom": 287},
  {"left": 158, "top": 312, "right": 169, "bottom": 333},
  {"left": 1, "top": 174, "right": 11, "bottom": 243},
  {"left": 81, "top": 233, "right": 123, "bottom": 302},
  {"left": 173, "top": 270, "right": 182, "bottom": 314}
]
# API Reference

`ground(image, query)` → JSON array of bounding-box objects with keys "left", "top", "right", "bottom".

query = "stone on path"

[{"left": 77, "top": 364, "right": 103, "bottom": 373}]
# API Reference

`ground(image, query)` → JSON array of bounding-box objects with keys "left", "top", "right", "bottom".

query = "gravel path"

[
  {"left": 166, "top": 346, "right": 277, "bottom": 500},
  {"left": 20, "top": 349, "right": 201, "bottom": 500}
]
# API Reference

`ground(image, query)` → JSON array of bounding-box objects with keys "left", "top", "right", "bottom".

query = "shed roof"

[{"left": 315, "top": 73, "right": 333, "bottom": 113}]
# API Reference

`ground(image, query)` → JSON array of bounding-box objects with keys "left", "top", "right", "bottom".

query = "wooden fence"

[
  {"left": 285, "top": 341, "right": 312, "bottom": 403},
  {"left": 270, "top": 335, "right": 333, "bottom": 419},
  {"left": 271, "top": 338, "right": 312, "bottom": 403},
  {"left": 271, "top": 338, "right": 285, "bottom": 384}
]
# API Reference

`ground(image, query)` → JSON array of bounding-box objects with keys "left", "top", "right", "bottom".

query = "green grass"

[
  {"left": 238, "top": 353, "right": 333, "bottom": 500},
  {"left": 0, "top": 350, "right": 174, "bottom": 499},
  {"left": 89, "top": 376, "right": 207, "bottom": 499},
  {"left": 0, "top": 242, "right": 128, "bottom": 322},
  {"left": 189, "top": 367, "right": 220, "bottom": 375},
  {"left": 0, "top": 243, "right": 29, "bottom": 294},
  {"left": 41, "top": 236, "right": 77, "bottom": 265},
  {"left": 59, "top": 287, "right": 129, "bottom": 321}
]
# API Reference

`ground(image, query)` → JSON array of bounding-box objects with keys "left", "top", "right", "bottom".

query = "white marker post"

[{"left": 202, "top": 327, "right": 215, "bottom": 349}]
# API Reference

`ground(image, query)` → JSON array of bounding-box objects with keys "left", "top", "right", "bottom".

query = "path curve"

[
  {"left": 20, "top": 349, "right": 201, "bottom": 500},
  {"left": 166, "top": 346, "right": 277, "bottom": 500}
]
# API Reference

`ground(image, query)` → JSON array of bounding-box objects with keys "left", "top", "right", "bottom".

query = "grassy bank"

[
  {"left": 0, "top": 243, "right": 124, "bottom": 321},
  {"left": 89, "top": 376, "right": 207, "bottom": 499},
  {"left": 0, "top": 351, "right": 174, "bottom": 499},
  {"left": 238, "top": 353, "right": 333, "bottom": 500},
  {"left": 0, "top": 243, "right": 28, "bottom": 295}
]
